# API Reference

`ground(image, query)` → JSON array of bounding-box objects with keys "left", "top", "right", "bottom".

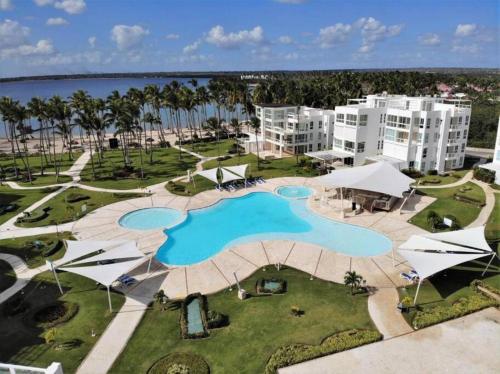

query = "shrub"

[
  {"left": 41, "top": 240, "right": 62, "bottom": 257},
  {"left": 148, "top": 352, "right": 209, "bottom": 374},
  {"left": 206, "top": 310, "right": 228, "bottom": 329},
  {"left": 453, "top": 193, "right": 485, "bottom": 207},
  {"left": 426, "top": 210, "right": 441, "bottom": 230},
  {"left": 422, "top": 178, "right": 441, "bottom": 185},
  {"left": 44, "top": 328, "right": 57, "bottom": 344},
  {"left": 470, "top": 279, "right": 500, "bottom": 297},
  {"left": 473, "top": 167, "right": 495, "bottom": 184},
  {"left": 402, "top": 168, "right": 423, "bottom": 179},
  {"left": 65, "top": 193, "right": 89, "bottom": 203},
  {"left": 16, "top": 209, "right": 47, "bottom": 224},
  {"left": 412, "top": 294, "right": 497, "bottom": 329},
  {"left": 32, "top": 302, "right": 79, "bottom": 328},
  {"left": 265, "top": 329, "right": 382, "bottom": 374},
  {"left": 427, "top": 170, "right": 438, "bottom": 176}
]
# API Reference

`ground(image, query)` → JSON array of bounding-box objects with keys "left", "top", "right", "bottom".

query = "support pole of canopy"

[
  {"left": 392, "top": 246, "right": 395, "bottom": 267},
  {"left": 107, "top": 286, "right": 112, "bottom": 312},
  {"left": 413, "top": 278, "right": 423, "bottom": 305},
  {"left": 147, "top": 254, "right": 153, "bottom": 274},
  {"left": 47, "top": 260, "right": 63, "bottom": 295},
  {"left": 482, "top": 253, "right": 496, "bottom": 276},
  {"left": 340, "top": 187, "right": 344, "bottom": 218}
]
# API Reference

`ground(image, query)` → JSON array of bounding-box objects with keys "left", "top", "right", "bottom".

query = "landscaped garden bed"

[
  {"left": 31, "top": 301, "right": 79, "bottom": 328},
  {"left": 111, "top": 267, "right": 375, "bottom": 374},
  {"left": 148, "top": 352, "right": 210, "bottom": 374}
]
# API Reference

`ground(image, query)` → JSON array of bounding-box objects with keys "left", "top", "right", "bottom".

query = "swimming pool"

[
  {"left": 119, "top": 207, "right": 183, "bottom": 230},
  {"left": 276, "top": 185, "right": 313, "bottom": 199},
  {"left": 155, "top": 192, "right": 391, "bottom": 265}
]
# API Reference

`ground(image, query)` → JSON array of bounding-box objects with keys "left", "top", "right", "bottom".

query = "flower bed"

[
  {"left": 265, "top": 329, "right": 382, "bottom": 374},
  {"left": 256, "top": 278, "right": 287, "bottom": 295},
  {"left": 147, "top": 352, "right": 210, "bottom": 374},
  {"left": 453, "top": 193, "right": 485, "bottom": 207}
]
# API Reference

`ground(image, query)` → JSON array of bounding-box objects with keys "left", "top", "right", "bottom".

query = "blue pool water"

[
  {"left": 119, "top": 207, "right": 183, "bottom": 230},
  {"left": 276, "top": 186, "right": 313, "bottom": 199},
  {"left": 186, "top": 298, "right": 204, "bottom": 334},
  {"left": 155, "top": 192, "right": 391, "bottom": 265}
]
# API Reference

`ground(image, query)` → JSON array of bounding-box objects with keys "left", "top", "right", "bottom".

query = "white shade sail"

[
  {"left": 57, "top": 240, "right": 129, "bottom": 266},
  {"left": 316, "top": 161, "right": 415, "bottom": 197},
  {"left": 223, "top": 164, "right": 248, "bottom": 178},
  {"left": 69, "top": 241, "right": 144, "bottom": 266},
  {"left": 399, "top": 235, "right": 488, "bottom": 254},
  {"left": 220, "top": 168, "right": 242, "bottom": 184},
  {"left": 422, "top": 226, "right": 493, "bottom": 253},
  {"left": 197, "top": 168, "right": 219, "bottom": 184},
  {"left": 398, "top": 249, "right": 490, "bottom": 280},
  {"left": 59, "top": 257, "right": 146, "bottom": 287}
]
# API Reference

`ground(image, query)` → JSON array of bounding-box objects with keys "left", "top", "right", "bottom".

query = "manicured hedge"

[
  {"left": 148, "top": 352, "right": 210, "bottom": 374},
  {"left": 473, "top": 167, "right": 495, "bottom": 184},
  {"left": 31, "top": 301, "right": 79, "bottom": 329},
  {"left": 256, "top": 278, "right": 287, "bottom": 294},
  {"left": 265, "top": 329, "right": 382, "bottom": 374},
  {"left": 41, "top": 240, "right": 62, "bottom": 257},
  {"left": 16, "top": 209, "right": 47, "bottom": 223},
  {"left": 179, "top": 293, "right": 209, "bottom": 339},
  {"left": 65, "top": 193, "right": 90, "bottom": 203},
  {"left": 470, "top": 280, "right": 500, "bottom": 297},
  {"left": 412, "top": 294, "right": 497, "bottom": 330},
  {"left": 454, "top": 193, "right": 485, "bottom": 207},
  {"left": 206, "top": 310, "right": 228, "bottom": 329}
]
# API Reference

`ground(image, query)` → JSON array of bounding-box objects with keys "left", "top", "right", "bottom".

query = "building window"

[
  {"left": 318, "top": 120, "right": 323, "bottom": 128},
  {"left": 422, "top": 148, "right": 428, "bottom": 158},
  {"left": 385, "top": 128, "right": 396, "bottom": 142},
  {"left": 465, "top": 115, "right": 470, "bottom": 125},
  {"left": 357, "top": 142, "right": 365, "bottom": 153},
  {"left": 424, "top": 134, "right": 429, "bottom": 143},
  {"left": 346, "top": 114, "right": 357, "bottom": 126},
  {"left": 463, "top": 129, "right": 467, "bottom": 139},
  {"left": 310, "top": 121, "right": 314, "bottom": 130},
  {"left": 317, "top": 143, "right": 321, "bottom": 150},
  {"left": 426, "top": 118, "right": 430, "bottom": 129},
  {"left": 344, "top": 141, "right": 355, "bottom": 152},
  {"left": 359, "top": 114, "right": 368, "bottom": 126},
  {"left": 380, "top": 114, "right": 383, "bottom": 123},
  {"left": 334, "top": 137, "right": 342, "bottom": 148},
  {"left": 336, "top": 113, "right": 344, "bottom": 123},
  {"left": 308, "top": 144, "right": 313, "bottom": 152},
  {"left": 421, "top": 161, "right": 426, "bottom": 171},
  {"left": 461, "top": 143, "right": 465, "bottom": 151}
]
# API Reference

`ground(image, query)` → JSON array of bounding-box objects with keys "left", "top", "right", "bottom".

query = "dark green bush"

[
  {"left": 402, "top": 168, "right": 423, "bottom": 178},
  {"left": 206, "top": 310, "right": 228, "bottom": 329},
  {"left": 16, "top": 210, "right": 47, "bottom": 223},
  {"left": 470, "top": 279, "right": 500, "bottom": 297},
  {"left": 453, "top": 193, "right": 485, "bottom": 207},
  {"left": 148, "top": 352, "right": 209, "bottom": 374},
  {"left": 32, "top": 302, "right": 79, "bottom": 328},
  {"left": 412, "top": 294, "right": 497, "bottom": 329},
  {"left": 41, "top": 240, "right": 62, "bottom": 257},
  {"left": 65, "top": 193, "right": 89, "bottom": 203},
  {"left": 422, "top": 178, "right": 440, "bottom": 185},
  {"left": 265, "top": 329, "right": 382, "bottom": 374},
  {"left": 473, "top": 167, "right": 495, "bottom": 183},
  {"left": 427, "top": 170, "right": 438, "bottom": 176}
]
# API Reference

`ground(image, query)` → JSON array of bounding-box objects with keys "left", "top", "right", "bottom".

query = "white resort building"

[
  {"left": 479, "top": 117, "right": 500, "bottom": 184},
  {"left": 332, "top": 94, "right": 472, "bottom": 172},
  {"left": 253, "top": 104, "right": 335, "bottom": 157}
]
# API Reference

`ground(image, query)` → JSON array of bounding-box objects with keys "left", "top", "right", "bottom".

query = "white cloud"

[
  {"left": 46, "top": 17, "right": 69, "bottom": 26},
  {"left": 34, "top": 0, "right": 54, "bottom": 6},
  {"left": 0, "top": 0, "right": 13, "bottom": 11},
  {"left": 183, "top": 40, "right": 201, "bottom": 54},
  {"left": 1, "top": 39, "right": 55, "bottom": 59},
  {"left": 278, "top": 35, "right": 293, "bottom": 44},
  {"left": 419, "top": 33, "right": 440, "bottom": 46},
  {"left": 88, "top": 36, "right": 96, "bottom": 48},
  {"left": 284, "top": 52, "right": 298, "bottom": 60},
  {"left": 165, "top": 33, "right": 180, "bottom": 40},
  {"left": 0, "top": 19, "right": 30, "bottom": 49},
  {"left": 455, "top": 24, "right": 477, "bottom": 37},
  {"left": 317, "top": 23, "right": 352, "bottom": 48},
  {"left": 28, "top": 50, "right": 103, "bottom": 66},
  {"left": 54, "top": 0, "right": 86, "bottom": 14},
  {"left": 355, "top": 17, "right": 403, "bottom": 53},
  {"left": 111, "top": 24, "right": 149, "bottom": 51},
  {"left": 451, "top": 43, "right": 479, "bottom": 53},
  {"left": 206, "top": 25, "right": 264, "bottom": 49}
]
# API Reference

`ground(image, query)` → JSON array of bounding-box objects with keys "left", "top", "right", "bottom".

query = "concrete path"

[
  {"left": 76, "top": 262, "right": 168, "bottom": 374},
  {"left": 280, "top": 307, "right": 500, "bottom": 374},
  {"left": 0, "top": 253, "right": 45, "bottom": 304},
  {"left": 367, "top": 288, "right": 412, "bottom": 339},
  {"left": 467, "top": 180, "right": 496, "bottom": 227}
]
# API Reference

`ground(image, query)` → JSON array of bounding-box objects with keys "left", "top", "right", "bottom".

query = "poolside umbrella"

[
  {"left": 222, "top": 164, "right": 249, "bottom": 187},
  {"left": 220, "top": 168, "right": 242, "bottom": 185},
  {"left": 197, "top": 167, "right": 220, "bottom": 187}
]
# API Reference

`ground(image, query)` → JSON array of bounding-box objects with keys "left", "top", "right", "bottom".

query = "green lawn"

[
  {"left": 16, "top": 174, "right": 73, "bottom": 187},
  {"left": 0, "top": 232, "right": 72, "bottom": 268},
  {"left": 110, "top": 267, "right": 375, "bottom": 374},
  {"left": 0, "top": 185, "right": 51, "bottom": 225},
  {"left": 0, "top": 152, "right": 81, "bottom": 174},
  {"left": 409, "top": 182, "right": 486, "bottom": 231},
  {"left": 415, "top": 169, "right": 469, "bottom": 186},
  {"left": 166, "top": 175, "right": 216, "bottom": 196},
  {"left": 16, "top": 187, "right": 145, "bottom": 227},
  {"left": 398, "top": 258, "right": 500, "bottom": 325},
  {"left": 186, "top": 139, "right": 237, "bottom": 157},
  {"left": 79, "top": 148, "right": 199, "bottom": 189},
  {"left": 0, "top": 270, "right": 125, "bottom": 373},
  {"left": 204, "top": 154, "right": 321, "bottom": 179},
  {"left": 0, "top": 259, "right": 16, "bottom": 293}
]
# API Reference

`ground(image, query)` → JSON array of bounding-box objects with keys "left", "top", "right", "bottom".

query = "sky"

[{"left": 0, "top": 0, "right": 498, "bottom": 77}]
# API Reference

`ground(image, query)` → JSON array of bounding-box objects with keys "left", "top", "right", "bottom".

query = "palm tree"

[
  {"left": 343, "top": 271, "right": 363, "bottom": 295},
  {"left": 11, "top": 102, "right": 33, "bottom": 182},
  {"left": 249, "top": 116, "right": 261, "bottom": 170},
  {"left": 229, "top": 118, "right": 242, "bottom": 162},
  {"left": 0, "top": 97, "right": 20, "bottom": 178}
]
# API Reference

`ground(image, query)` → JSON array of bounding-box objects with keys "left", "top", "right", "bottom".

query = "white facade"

[
  {"left": 332, "top": 94, "right": 472, "bottom": 172},
  {"left": 254, "top": 105, "right": 335, "bottom": 156},
  {"left": 479, "top": 117, "right": 500, "bottom": 184}
]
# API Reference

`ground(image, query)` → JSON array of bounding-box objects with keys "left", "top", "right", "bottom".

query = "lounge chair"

[{"left": 399, "top": 272, "right": 414, "bottom": 282}]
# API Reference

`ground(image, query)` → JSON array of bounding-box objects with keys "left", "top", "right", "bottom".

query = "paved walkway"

[
  {"left": 0, "top": 253, "right": 45, "bottom": 304},
  {"left": 367, "top": 288, "right": 412, "bottom": 339},
  {"left": 467, "top": 179, "right": 496, "bottom": 227},
  {"left": 280, "top": 307, "right": 500, "bottom": 374}
]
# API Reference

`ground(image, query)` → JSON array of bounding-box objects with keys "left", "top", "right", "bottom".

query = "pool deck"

[{"left": 72, "top": 176, "right": 434, "bottom": 297}]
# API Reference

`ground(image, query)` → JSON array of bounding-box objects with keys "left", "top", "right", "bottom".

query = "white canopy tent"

[
  {"left": 316, "top": 161, "right": 415, "bottom": 198},
  {"left": 398, "top": 226, "right": 495, "bottom": 304},
  {"left": 197, "top": 167, "right": 220, "bottom": 185},
  {"left": 223, "top": 164, "right": 248, "bottom": 179},
  {"left": 220, "top": 168, "right": 242, "bottom": 184},
  {"left": 47, "top": 240, "right": 149, "bottom": 311}
]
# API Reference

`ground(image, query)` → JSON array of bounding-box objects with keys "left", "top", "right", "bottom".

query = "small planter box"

[{"left": 256, "top": 278, "right": 287, "bottom": 295}]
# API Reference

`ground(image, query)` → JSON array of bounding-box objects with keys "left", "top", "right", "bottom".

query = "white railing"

[{"left": 0, "top": 362, "right": 63, "bottom": 374}]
